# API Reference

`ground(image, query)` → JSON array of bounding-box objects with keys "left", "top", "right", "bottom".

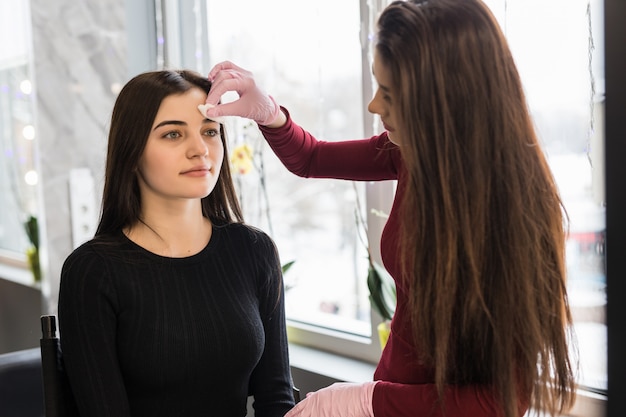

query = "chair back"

[{"left": 40, "top": 315, "right": 80, "bottom": 417}]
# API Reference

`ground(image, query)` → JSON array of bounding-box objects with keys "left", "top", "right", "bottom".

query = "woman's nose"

[
  {"left": 188, "top": 134, "right": 209, "bottom": 158},
  {"left": 368, "top": 91, "right": 382, "bottom": 115}
]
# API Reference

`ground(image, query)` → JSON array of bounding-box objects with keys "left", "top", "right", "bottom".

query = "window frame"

[
  {"left": 0, "top": 0, "right": 39, "bottom": 274},
  {"left": 604, "top": 1, "right": 626, "bottom": 416},
  {"left": 285, "top": 180, "right": 396, "bottom": 364}
]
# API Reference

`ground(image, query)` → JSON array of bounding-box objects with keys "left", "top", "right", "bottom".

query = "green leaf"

[
  {"left": 281, "top": 260, "right": 295, "bottom": 275},
  {"left": 367, "top": 261, "right": 396, "bottom": 321},
  {"left": 24, "top": 215, "right": 39, "bottom": 249}
]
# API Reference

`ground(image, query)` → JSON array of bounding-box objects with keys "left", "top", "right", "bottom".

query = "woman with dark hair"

[
  {"left": 58, "top": 70, "right": 294, "bottom": 417},
  {"left": 201, "top": 0, "right": 577, "bottom": 416}
]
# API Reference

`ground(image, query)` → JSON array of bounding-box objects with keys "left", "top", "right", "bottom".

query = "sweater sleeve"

[
  {"left": 58, "top": 243, "right": 132, "bottom": 417},
  {"left": 372, "top": 381, "right": 510, "bottom": 417},
  {"left": 258, "top": 107, "right": 400, "bottom": 181},
  {"left": 247, "top": 231, "right": 295, "bottom": 417}
]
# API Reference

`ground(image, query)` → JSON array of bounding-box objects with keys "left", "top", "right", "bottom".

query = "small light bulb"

[
  {"left": 20, "top": 80, "right": 32, "bottom": 95},
  {"left": 23, "top": 125, "right": 35, "bottom": 140},
  {"left": 110, "top": 82, "right": 122, "bottom": 95},
  {"left": 24, "top": 170, "right": 38, "bottom": 186}
]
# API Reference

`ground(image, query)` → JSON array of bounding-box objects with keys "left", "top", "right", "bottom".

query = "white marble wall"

[{"left": 30, "top": 0, "right": 128, "bottom": 313}]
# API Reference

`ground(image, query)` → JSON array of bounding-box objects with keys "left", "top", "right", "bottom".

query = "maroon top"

[{"left": 260, "top": 109, "right": 523, "bottom": 417}]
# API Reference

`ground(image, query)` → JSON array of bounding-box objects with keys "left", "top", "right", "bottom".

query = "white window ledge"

[
  {"left": 288, "top": 342, "right": 376, "bottom": 384},
  {"left": 0, "top": 263, "right": 37, "bottom": 288}
]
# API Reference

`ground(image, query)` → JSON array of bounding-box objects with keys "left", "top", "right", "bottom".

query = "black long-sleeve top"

[{"left": 58, "top": 222, "right": 294, "bottom": 417}]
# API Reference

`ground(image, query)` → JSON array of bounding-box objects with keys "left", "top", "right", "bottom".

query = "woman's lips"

[{"left": 181, "top": 166, "right": 211, "bottom": 176}]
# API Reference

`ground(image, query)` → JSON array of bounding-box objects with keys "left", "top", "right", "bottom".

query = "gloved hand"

[
  {"left": 285, "top": 381, "right": 378, "bottom": 417},
  {"left": 200, "top": 61, "right": 281, "bottom": 126}
]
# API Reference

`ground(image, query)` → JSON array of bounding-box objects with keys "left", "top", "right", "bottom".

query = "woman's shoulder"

[
  {"left": 218, "top": 222, "right": 275, "bottom": 244},
  {"left": 62, "top": 234, "right": 128, "bottom": 269},
  {"left": 215, "top": 222, "right": 278, "bottom": 257}
]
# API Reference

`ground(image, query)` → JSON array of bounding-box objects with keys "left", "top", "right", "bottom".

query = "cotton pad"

[{"left": 198, "top": 103, "right": 227, "bottom": 124}]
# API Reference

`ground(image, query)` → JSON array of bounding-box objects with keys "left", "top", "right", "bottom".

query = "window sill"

[
  {"left": 566, "top": 389, "right": 607, "bottom": 417},
  {"left": 288, "top": 342, "right": 376, "bottom": 384},
  {"left": 0, "top": 263, "right": 39, "bottom": 289}
]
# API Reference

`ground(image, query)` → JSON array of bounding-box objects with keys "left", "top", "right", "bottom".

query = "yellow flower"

[{"left": 231, "top": 144, "right": 254, "bottom": 175}]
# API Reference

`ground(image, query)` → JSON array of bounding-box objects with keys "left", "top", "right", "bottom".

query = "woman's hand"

[
  {"left": 285, "top": 381, "right": 378, "bottom": 417},
  {"left": 201, "top": 61, "right": 284, "bottom": 127}
]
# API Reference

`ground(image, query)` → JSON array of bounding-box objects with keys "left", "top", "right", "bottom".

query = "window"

[
  {"left": 0, "top": 0, "right": 38, "bottom": 266},
  {"left": 202, "top": 0, "right": 385, "bottom": 362}
]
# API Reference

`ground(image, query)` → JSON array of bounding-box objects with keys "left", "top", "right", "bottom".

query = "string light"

[
  {"left": 24, "top": 170, "right": 38, "bottom": 186},
  {"left": 22, "top": 125, "right": 35, "bottom": 140},
  {"left": 20, "top": 79, "right": 32, "bottom": 95},
  {"left": 110, "top": 82, "right": 122, "bottom": 95}
]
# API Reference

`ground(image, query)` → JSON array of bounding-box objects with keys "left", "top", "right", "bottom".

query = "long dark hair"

[
  {"left": 96, "top": 70, "right": 243, "bottom": 237},
  {"left": 376, "top": 1, "right": 576, "bottom": 416}
]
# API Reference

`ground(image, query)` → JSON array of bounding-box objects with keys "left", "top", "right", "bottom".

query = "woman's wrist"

[{"left": 264, "top": 107, "right": 287, "bottom": 129}]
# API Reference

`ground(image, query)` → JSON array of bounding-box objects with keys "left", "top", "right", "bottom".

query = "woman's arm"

[
  {"left": 202, "top": 61, "right": 400, "bottom": 182},
  {"left": 58, "top": 245, "right": 131, "bottom": 417},
  {"left": 247, "top": 232, "right": 296, "bottom": 417},
  {"left": 372, "top": 381, "right": 528, "bottom": 417},
  {"left": 259, "top": 108, "right": 400, "bottom": 181},
  {"left": 285, "top": 381, "right": 525, "bottom": 417}
]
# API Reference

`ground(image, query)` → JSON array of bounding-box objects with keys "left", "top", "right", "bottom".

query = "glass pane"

[
  {"left": 484, "top": 0, "right": 606, "bottom": 392},
  {"left": 205, "top": 0, "right": 372, "bottom": 335},
  {"left": 0, "top": 0, "right": 37, "bottom": 257}
]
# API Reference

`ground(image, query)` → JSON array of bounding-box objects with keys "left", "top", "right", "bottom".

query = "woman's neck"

[{"left": 124, "top": 207, "right": 212, "bottom": 258}]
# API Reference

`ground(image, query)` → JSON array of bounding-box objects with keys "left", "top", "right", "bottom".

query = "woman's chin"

[{"left": 387, "top": 130, "right": 401, "bottom": 146}]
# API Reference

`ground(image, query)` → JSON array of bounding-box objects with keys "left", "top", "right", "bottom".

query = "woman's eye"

[
  {"left": 203, "top": 128, "right": 219, "bottom": 137},
  {"left": 163, "top": 131, "right": 181, "bottom": 139}
]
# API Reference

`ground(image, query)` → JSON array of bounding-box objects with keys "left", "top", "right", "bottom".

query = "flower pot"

[{"left": 377, "top": 320, "right": 391, "bottom": 350}]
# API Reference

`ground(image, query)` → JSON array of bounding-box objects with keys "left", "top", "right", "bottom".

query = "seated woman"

[{"left": 58, "top": 70, "right": 295, "bottom": 417}]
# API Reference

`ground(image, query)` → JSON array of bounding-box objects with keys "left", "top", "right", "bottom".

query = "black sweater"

[{"left": 58, "top": 222, "right": 294, "bottom": 417}]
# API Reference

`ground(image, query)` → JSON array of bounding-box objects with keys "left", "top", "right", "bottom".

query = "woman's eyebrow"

[
  {"left": 152, "top": 118, "right": 217, "bottom": 131},
  {"left": 153, "top": 120, "right": 186, "bottom": 131}
]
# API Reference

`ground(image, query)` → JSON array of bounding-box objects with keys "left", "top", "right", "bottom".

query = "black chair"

[
  {"left": 40, "top": 315, "right": 79, "bottom": 417},
  {"left": 0, "top": 347, "right": 44, "bottom": 417}
]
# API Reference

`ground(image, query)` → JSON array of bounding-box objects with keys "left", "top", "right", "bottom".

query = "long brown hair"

[
  {"left": 96, "top": 70, "right": 243, "bottom": 237},
  {"left": 376, "top": 1, "right": 576, "bottom": 416}
]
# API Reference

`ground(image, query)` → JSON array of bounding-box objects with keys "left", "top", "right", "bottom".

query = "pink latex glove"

[
  {"left": 285, "top": 381, "right": 378, "bottom": 417},
  {"left": 200, "top": 61, "right": 281, "bottom": 126}
]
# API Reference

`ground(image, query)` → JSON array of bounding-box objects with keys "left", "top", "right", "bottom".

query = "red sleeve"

[
  {"left": 372, "top": 381, "right": 528, "bottom": 417},
  {"left": 258, "top": 107, "right": 401, "bottom": 181}
]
